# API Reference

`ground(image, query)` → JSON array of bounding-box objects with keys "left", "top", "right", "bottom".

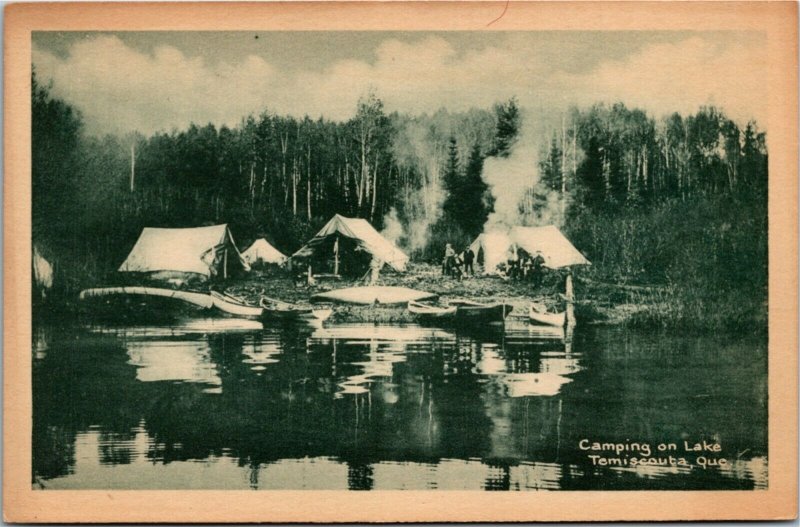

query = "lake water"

[{"left": 32, "top": 317, "right": 768, "bottom": 490}]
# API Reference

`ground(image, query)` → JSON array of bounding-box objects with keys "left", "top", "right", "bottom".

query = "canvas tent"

[
  {"left": 242, "top": 238, "right": 287, "bottom": 266},
  {"left": 119, "top": 224, "right": 249, "bottom": 280},
  {"left": 292, "top": 214, "right": 409, "bottom": 273},
  {"left": 470, "top": 225, "right": 589, "bottom": 274},
  {"left": 509, "top": 226, "right": 590, "bottom": 269}
]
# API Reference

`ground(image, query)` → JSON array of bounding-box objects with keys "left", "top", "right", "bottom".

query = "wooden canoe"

[
  {"left": 260, "top": 297, "right": 333, "bottom": 323},
  {"left": 450, "top": 299, "right": 513, "bottom": 324},
  {"left": 408, "top": 301, "right": 457, "bottom": 323},
  {"left": 310, "top": 286, "right": 437, "bottom": 306},
  {"left": 529, "top": 303, "right": 566, "bottom": 327},
  {"left": 210, "top": 291, "right": 264, "bottom": 318}
]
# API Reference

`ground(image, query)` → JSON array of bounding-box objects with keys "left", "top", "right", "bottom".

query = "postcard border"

[{"left": 4, "top": 1, "right": 797, "bottom": 522}]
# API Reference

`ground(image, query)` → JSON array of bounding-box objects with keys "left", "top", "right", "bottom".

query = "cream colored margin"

[{"left": 4, "top": 2, "right": 797, "bottom": 522}]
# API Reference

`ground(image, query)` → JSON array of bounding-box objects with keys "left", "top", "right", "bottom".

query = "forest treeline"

[{"left": 33, "top": 70, "right": 768, "bottom": 329}]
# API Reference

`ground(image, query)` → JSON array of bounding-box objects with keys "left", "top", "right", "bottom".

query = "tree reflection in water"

[{"left": 32, "top": 319, "right": 767, "bottom": 490}]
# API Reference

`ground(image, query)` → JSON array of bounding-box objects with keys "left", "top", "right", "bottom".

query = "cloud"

[
  {"left": 553, "top": 37, "right": 767, "bottom": 125},
  {"left": 32, "top": 33, "right": 767, "bottom": 136},
  {"left": 34, "top": 35, "right": 277, "bottom": 135}
]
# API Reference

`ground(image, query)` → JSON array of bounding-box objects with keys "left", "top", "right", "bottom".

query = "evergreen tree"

[
  {"left": 441, "top": 137, "right": 461, "bottom": 224},
  {"left": 439, "top": 139, "right": 491, "bottom": 238},
  {"left": 539, "top": 137, "right": 562, "bottom": 192},
  {"left": 460, "top": 143, "right": 492, "bottom": 236},
  {"left": 490, "top": 97, "right": 520, "bottom": 158}
]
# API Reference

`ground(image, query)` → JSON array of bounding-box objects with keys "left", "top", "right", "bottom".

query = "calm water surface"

[{"left": 32, "top": 317, "right": 767, "bottom": 490}]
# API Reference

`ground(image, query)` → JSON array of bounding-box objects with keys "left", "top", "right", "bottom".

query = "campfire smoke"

[
  {"left": 481, "top": 109, "right": 566, "bottom": 236},
  {"left": 382, "top": 120, "right": 447, "bottom": 254},
  {"left": 380, "top": 207, "right": 403, "bottom": 245}
]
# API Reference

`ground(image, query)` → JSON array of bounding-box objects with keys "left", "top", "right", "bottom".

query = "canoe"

[
  {"left": 450, "top": 299, "right": 513, "bottom": 324},
  {"left": 310, "top": 286, "right": 437, "bottom": 306},
  {"left": 529, "top": 303, "right": 566, "bottom": 327},
  {"left": 79, "top": 286, "right": 213, "bottom": 309},
  {"left": 260, "top": 297, "right": 333, "bottom": 323},
  {"left": 210, "top": 291, "right": 264, "bottom": 318},
  {"left": 408, "top": 301, "right": 457, "bottom": 323}
]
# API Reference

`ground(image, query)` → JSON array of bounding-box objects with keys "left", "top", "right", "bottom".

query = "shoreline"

[{"left": 45, "top": 263, "right": 766, "bottom": 333}]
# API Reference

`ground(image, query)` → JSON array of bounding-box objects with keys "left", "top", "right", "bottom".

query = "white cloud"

[
  {"left": 33, "top": 33, "right": 767, "bottom": 136},
  {"left": 34, "top": 35, "right": 277, "bottom": 134},
  {"left": 553, "top": 37, "right": 766, "bottom": 125}
]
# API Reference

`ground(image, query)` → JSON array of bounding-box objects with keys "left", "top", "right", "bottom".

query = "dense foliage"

[
  {"left": 536, "top": 103, "right": 767, "bottom": 330},
  {"left": 32, "top": 70, "right": 768, "bottom": 329}
]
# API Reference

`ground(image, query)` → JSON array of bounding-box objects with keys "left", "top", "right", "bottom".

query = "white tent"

[
  {"left": 242, "top": 238, "right": 287, "bottom": 266},
  {"left": 292, "top": 214, "right": 409, "bottom": 272},
  {"left": 119, "top": 224, "right": 249, "bottom": 279},
  {"left": 470, "top": 225, "right": 589, "bottom": 274},
  {"left": 510, "top": 225, "right": 591, "bottom": 269}
]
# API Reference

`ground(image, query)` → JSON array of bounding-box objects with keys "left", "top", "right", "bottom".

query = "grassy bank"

[{"left": 566, "top": 193, "right": 767, "bottom": 333}]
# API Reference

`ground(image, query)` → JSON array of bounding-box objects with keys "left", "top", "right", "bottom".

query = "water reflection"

[
  {"left": 476, "top": 344, "right": 578, "bottom": 397},
  {"left": 241, "top": 337, "right": 282, "bottom": 371},
  {"left": 127, "top": 341, "right": 222, "bottom": 391},
  {"left": 32, "top": 319, "right": 767, "bottom": 490}
]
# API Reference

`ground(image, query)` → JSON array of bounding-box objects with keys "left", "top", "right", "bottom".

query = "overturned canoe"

[
  {"left": 311, "top": 286, "right": 436, "bottom": 306},
  {"left": 529, "top": 303, "right": 566, "bottom": 327},
  {"left": 79, "top": 286, "right": 213, "bottom": 309},
  {"left": 210, "top": 291, "right": 264, "bottom": 318}
]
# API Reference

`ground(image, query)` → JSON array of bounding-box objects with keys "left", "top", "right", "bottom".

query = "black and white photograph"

[{"left": 7, "top": 2, "right": 797, "bottom": 520}]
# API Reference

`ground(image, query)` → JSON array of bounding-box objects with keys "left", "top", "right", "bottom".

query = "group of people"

[
  {"left": 442, "top": 243, "right": 475, "bottom": 279},
  {"left": 505, "top": 251, "right": 546, "bottom": 285},
  {"left": 442, "top": 243, "right": 546, "bottom": 285}
]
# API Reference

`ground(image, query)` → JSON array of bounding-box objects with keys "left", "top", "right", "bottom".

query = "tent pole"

[
  {"left": 334, "top": 236, "right": 340, "bottom": 276},
  {"left": 224, "top": 249, "right": 228, "bottom": 279}
]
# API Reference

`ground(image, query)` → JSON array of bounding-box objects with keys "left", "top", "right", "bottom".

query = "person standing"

[
  {"left": 531, "top": 251, "right": 545, "bottom": 287},
  {"left": 443, "top": 243, "right": 456, "bottom": 277},
  {"left": 463, "top": 246, "right": 475, "bottom": 276},
  {"left": 521, "top": 254, "right": 532, "bottom": 280}
]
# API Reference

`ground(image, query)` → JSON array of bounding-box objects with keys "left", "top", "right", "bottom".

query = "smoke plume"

[
  {"left": 481, "top": 110, "right": 565, "bottom": 233},
  {"left": 380, "top": 207, "right": 403, "bottom": 244},
  {"left": 385, "top": 119, "right": 447, "bottom": 254}
]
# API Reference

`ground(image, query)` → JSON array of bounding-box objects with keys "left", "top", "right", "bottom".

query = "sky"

[{"left": 32, "top": 31, "right": 767, "bottom": 137}]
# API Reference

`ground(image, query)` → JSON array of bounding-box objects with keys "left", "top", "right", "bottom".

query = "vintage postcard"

[{"left": 4, "top": 1, "right": 798, "bottom": 522}]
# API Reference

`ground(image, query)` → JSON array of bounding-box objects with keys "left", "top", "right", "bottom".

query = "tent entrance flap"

[
  {"left": 292, "top": 214, "right": 409, "bottom": 275},
  {"left": 242, "top": 238, "right": 287, "bottom": 267},
  {"left": 299, "top": 234, "right": 372, "bottom": 276}
]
